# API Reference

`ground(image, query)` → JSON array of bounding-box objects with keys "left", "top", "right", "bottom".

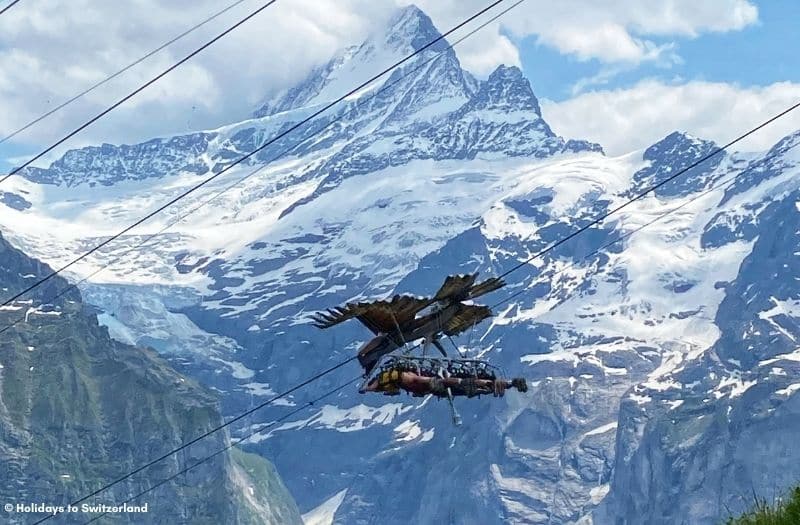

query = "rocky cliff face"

[
  {"left": 595, "top": 187, "right": 800, "bottom": 525},
  {"left": 0, "top": 233, "right": 302, "bottom": 525}
]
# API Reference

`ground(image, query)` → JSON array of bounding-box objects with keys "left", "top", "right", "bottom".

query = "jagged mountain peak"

[
  {"left": 629, "top": 129, "right": 724, "bottom": 198},
  {"left": 470, "top": 64, "right": 542, "bottom": 115},
  {"left": 646, "top": 130, "right": 717, "bottom": 157},
  {"left": 719, "top": 128, "right": 800, "bottom": 205},
  {"left": 383, "top": 4, "right": 445, "bottom": 53},
  {"left": 489, "top": 64, "right": 524, "bottom": 80},
  {"left": 253, "top": 5, "right": 449, "bottom": 118}
]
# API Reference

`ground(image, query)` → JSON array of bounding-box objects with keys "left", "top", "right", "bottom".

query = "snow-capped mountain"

[
  {"left": 1, "top": 5, "right": 799, "bottom": 524},
  {"left": 253, "top": 5, "right": 465, "bottom": 119}
]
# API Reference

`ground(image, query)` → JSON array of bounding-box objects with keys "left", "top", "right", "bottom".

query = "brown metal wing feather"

[
  {"left": 310, "top": 303, "right": 369, "bottom": 330},
  {"left": 389, "top": 294, "right": 436, "bottom": 322},
  {"left": 442, "top": 304, "right": 493, "bottom": 336},
  {"left": 311, "top": 295, "right": 433, "bottom": 333},
  {"left": 433, "top": 273, "right": 478, "bottom": 302},
  {"left": 466, "top": 276, "right": 505, "bottom": 300}
]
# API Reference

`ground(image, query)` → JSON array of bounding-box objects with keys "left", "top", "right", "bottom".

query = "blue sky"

[{"left": 517, "top": 0, "right": 800, "bottom": 102}]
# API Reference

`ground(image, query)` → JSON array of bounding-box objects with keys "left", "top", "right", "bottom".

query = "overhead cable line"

[
  {"left": 494, "top": 102, "right": 800, "bottom": 282},
  {"left": 31, "top": 357, "right": 358, "bottom": 524},
  {"left": 0, "top": 0, "right": 20, "bottom": 16},
  {"left": 1, "top": 0, "right": 524, "bottom": 343},
  {"left": 0, "top": 0, "right": 508, "bottom": 309},
  {"left": 11, "top": 0, "right": 798, "bottom": 519},
  {"left": 74, "top": 137, "right": 800, "bottom": 522},
  {"left": 23, "top": 2, "right": 511, "bottom": 521},
  {"left": 70, "top": 137, "right": 800, "bottom": 524},
  {"left": 0, "top": 0, "right": 250, "bottom": 145},
  {"left": 0, "top": 0, "right": 281, "bottom": 185},
  {"left": 490, "top": 138, "right": 800, "bottom": 310},
  {"left": 81, "top": 376, "right": 362, "bottom": 525}
]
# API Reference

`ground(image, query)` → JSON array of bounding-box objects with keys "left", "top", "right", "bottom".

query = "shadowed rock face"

[
  {"left": 629, "top": 131, "right": 725, "bottom": 198},
  {"left": 0, "top": 233, "right": 302, "bottom": 525},
  {"left": 0, "top": 191, "right": 31, "bottom": 211},
  {"left": 19, "top": 132, "right": 218, "bottom": 187}
]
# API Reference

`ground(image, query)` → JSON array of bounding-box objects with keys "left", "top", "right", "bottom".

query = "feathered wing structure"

[
  {"left": 433, "top": 273, "right": 505, "bottom": 302},
  {"left": 466, "top": 276, "right": 505, "bottom": 300},
  {"left": 310, "top": 295, "right": 432, "bottom": 333},
  {"left": 433, "top": 273, "right": 477, "bottom": 302},
  {"left": 441, "top": 304, "right": 493, "bottom": 336},
  {"left": 311, "top": 273, "right": 503, "bottom": 337}
]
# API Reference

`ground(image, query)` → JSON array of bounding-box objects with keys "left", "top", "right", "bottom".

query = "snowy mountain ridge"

[
  {"left": 1, "top": 4, "right": 799, "bottom": 525},
  {"left": 16, "top": 6, "right": 597, "bottom": 195}
]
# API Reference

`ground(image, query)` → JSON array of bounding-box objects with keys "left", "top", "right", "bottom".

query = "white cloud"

[
  {"left": 414, "top": 0, "right": 757, "bottom": 65},
  {"left": 502, "top": 0, "right": 758, "bottom": 63},
  {"left": 569, "top": 66, "right": 628, "bottom": 96},
  {"left": 451, "top": 27, "right": 520, "bottom": 77},
  {"left": 543, "top": 22, "right": 663, "bottom": 63},
  {"left": 0, "top": 0, "right": 397, "bottom": 150},
  {"left": 542, "top": 80, "right": 800, "bottom": 155}
]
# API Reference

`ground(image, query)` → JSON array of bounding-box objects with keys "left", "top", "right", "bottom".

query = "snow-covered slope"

[{"left": 2, "top": 5, "right": 800, "bottom": 525}]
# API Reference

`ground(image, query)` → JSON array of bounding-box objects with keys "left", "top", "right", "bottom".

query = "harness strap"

[
  {"left": 430, "top": 377, "right": 447, "bottom": 396},
  {"left": 462, "top": 378, "right": 478, "bottom": 397},
  {"left": 378, "top": 369, "right": 401, "bottom": 394}
]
